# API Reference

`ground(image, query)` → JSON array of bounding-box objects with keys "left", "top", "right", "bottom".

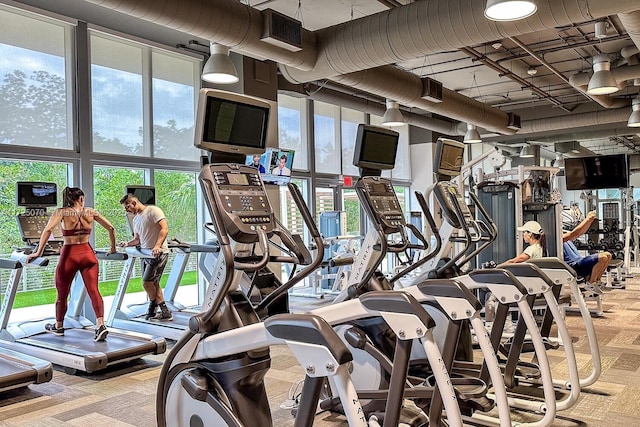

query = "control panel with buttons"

[
  {"left": 358, "top": 176, "right": 405, "bottom": 234},
  {"left": 200, "top": 163, "right": 275, "bottom": 242}
]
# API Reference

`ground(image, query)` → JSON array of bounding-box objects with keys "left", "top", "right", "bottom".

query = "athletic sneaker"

[
  {"left": 94, "top": 324, "right": 108, "bottom": 342},
  {"left": 583, "top": 281, "right": 604, "bottom": 295},
  {"left": 44, "top": 323, "right": 64, "bottom": 336},
  {"left": 144, "top": 301, "right": 158, "bottom": 320},
  {"left": 153, "top": 304, "right": 173, "bottom": 321}
]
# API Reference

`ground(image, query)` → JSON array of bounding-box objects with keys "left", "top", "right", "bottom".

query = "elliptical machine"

[{"left": 156, "top": 90, "right": 460, "bottom": 427}]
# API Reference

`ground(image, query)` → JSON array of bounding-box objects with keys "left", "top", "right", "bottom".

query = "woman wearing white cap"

[
  {"left": 485, "top": 220, "right": 548, "bottom": 331},
  {"left": 505, "top": 220, "right": 547, "bottom": 263}
]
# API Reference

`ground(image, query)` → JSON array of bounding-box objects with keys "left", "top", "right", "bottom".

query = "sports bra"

[{"left": 61, "top": 209, "right": 91, "bottom": 236}]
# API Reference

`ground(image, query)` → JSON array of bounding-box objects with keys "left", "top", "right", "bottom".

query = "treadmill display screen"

[{"left": 226, "top": 173, "right": 249, "bottom": 185}]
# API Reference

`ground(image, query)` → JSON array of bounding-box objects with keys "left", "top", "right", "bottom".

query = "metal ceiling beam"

[{"left": 459, "top": 46, "right": 571, "bottom": 112}]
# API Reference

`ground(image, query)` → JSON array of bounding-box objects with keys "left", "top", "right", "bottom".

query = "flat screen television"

[
  {"left": 16, "top": 182, "right": 57, "bottom": 208},
  {"left": 352, "top": 124, "right": 399, "bottom": 170},
  {"left": 246, "top": 148, "right": 296, "bottom": 186},
  {"left": 434, "top": 138, "right": 464, "bottom": 179},
  {"left": 126, "top": 185, "right": 156, "bottom": 205},
  {"left": 564, "top": 154, "right": 629, "bottom": 190},
  {"left": 194, "top": 88, "right": 271, "bottom": 155}
]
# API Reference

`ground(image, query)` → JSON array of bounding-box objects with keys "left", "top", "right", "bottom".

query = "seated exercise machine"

[
  {"left": 0, "top": 198, "right": 166, "bottom": 374},
  {"left": 0, "top": 258, "right": 52, "bottom": 392}
]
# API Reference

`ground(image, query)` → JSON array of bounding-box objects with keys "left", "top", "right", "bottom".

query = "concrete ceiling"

[{"left": 12, "top": 0, "right": 640, "bottom": 157}]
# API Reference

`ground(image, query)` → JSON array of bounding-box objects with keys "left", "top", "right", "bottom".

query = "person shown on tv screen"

[
  {"left": 562, "top": 210, "right": 611, "bottom": 294},
  {"left": 272, "top": 154, "right": 291, "bottom": 176},
  {"left": 249, "top": 155, "right": 265, "bottom": 173}
]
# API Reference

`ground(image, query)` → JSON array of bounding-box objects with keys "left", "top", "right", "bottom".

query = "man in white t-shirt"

[{"left": 119, "top": 194, "right": 172, "bottom": 321}]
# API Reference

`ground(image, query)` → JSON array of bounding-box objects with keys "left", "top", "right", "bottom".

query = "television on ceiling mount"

[
  {"left": 194, "top": 88, "right": 271, "bottom": 155},
  {"left": 434, "top": 138, "right": 464, "bottom": 180},
  {"left": 564, "top": 154, "right": 629, "bottom": 190},
  {"left": 352, "top": 124, "right": 399, "bottom": 172}
]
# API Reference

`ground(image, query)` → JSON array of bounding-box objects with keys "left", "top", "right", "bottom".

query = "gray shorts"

[{"left": 140, "top": 252, "right": 168, "bottom": 283}]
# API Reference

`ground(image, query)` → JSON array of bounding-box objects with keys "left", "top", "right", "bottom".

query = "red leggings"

[{"left": 55, "top": 243, "right": 103, "bottom": 322}]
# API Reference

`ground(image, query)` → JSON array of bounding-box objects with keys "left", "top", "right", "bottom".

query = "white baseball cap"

[{"left": 517, "top": 220, "right": 543, "bottom": 234}]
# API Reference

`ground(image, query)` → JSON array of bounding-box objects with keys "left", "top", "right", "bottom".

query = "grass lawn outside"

[{"left": 12, "top": 270, "right": 197, "bottom": 309}]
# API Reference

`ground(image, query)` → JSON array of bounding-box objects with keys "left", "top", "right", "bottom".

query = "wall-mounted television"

[
  {"left": 352, "top": 124, "right": 399, "bottom": 170},
  {"left": 16, "top": 182, "right": 58, "bottom": 208},
  {"left": 564, "top": 154, "right": 629, "bottom": 190},
  {"left": 194, "top": 88, "right": 271, "bottom": 155},
  {"left": 126, "top": 185, "right": 156, "bottom": 205},
  {"left": 245, "top": 148, "right": 295, "bottom": 186},
  {"left": 434, "top": 138, "right": 464, "bottom": 179}
]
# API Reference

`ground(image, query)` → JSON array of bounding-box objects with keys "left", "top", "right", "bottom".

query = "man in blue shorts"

[{"left": 563, "top": 210, "right": 611, "bottom": 293}]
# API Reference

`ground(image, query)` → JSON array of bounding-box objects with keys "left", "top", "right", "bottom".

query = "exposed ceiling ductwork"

[
  {"left": 82, "top": 0, "right": 640, "bottom": 142},
  {"left": 278, "top": 0, "right": 640, "bottom": 83},
  {"left": 300, "top": 82, "right": 462, "bottom": 136}
]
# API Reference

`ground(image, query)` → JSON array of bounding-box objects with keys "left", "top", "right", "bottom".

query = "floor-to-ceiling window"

[{"left": 0, "top": 4, "right": 202, "bottom": 308}]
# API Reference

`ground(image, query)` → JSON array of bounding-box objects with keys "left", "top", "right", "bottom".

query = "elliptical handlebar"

[
  {"left": 256, "top": 183, "right": 325, "bottom": 312},
  {"left": 468, "top": 191, "right": 498, "bottom": 244},
  {"left": 233, "top": 228, "right": 270, "bottom": 271},
  {"left": 435, "top": 191, "right": 473, "bottom": 276}
]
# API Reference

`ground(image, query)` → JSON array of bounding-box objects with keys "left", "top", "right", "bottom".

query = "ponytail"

[
  {"left": 532, "top": 232, "right": 547, "bottom": 257},
  {"left": 62, "top": 187, "right": 84, "bottom": 207}
]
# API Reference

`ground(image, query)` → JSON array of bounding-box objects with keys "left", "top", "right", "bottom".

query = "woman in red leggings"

[{"left": 26, "top": 187, "right": 117, "bottom": 342}]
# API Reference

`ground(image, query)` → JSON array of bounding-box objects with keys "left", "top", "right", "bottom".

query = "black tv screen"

[
  {"left": 434, "top": 138, "right": 464, "bottom": 178},
  {"left": 126, "top": 185, "right": 156, "bottom": 205},
  {"left": 16, "top": 182, "right": 57, "bottom": 207},
  {"left": 194, "top": 89, "right": 270, "bottom": 155},
  {"left": 353, "top": 124, "right": 399, "bottom": 170},
  {"left": 565, "top": 154, "right": 629, "bottom": 190}
]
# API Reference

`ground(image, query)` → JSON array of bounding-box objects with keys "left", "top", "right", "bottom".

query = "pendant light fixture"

[
  {"left": 484, "top": 0, "right": 537, "bottom": 21},
  {"left": 587, "top": 54, "right": 618, "bottom": 95},
  {"left": 464, "top": 123, "right": 482, "bottom": 143},
  {"left": 628, "top": 97, "right": 640, "bottom": 128},
  {"left": 381, "top": 100, "right": 405, "bottom": 127},
  {"left": 520, "top": 145, "right": 536, "bottom": 158},
  {"left": 201, "top": 43, "right": 239, "bottom": 84}
]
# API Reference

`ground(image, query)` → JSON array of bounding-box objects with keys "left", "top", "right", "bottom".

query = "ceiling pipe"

[
  {"left": 493, "top": 126, "right": 639, "bottom": 144},
  {"left": 330, "top": 66, "right": 516, "bottom": 135},
  {"left": 279, "top": 0, "right": 640, "bottom": 83},
  {"left": 84, "top": 0, "right": 318, "bottom": 70},
  {"left": 303, "top": 84, "right": 463, "bottom": 136},
  {"left": 616, "top": 46, "right": 640, "bottom": 66},
  {"left": 459, "top": 45, "right": 570, "bottom": 112},
  {"left": 518, "top": 107, "right": 632, "bottom": 134},
  {"left": 568, "top": 63, "right": 640, "bottom": 109},
  {"left": 83, "top": 0, "right": 640, "bottom": 136},
  {"left": 508, "top": 36, "right": 593, "bottom": 105},
  {"left": 85, "top": 0, "right": 640, "bottom": 82},
  {"left": 619, "top": 11, "right": 640, "bottom": 52}
]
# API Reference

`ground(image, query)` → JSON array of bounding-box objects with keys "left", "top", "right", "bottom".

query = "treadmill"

[
  {"left": 0, "top": 214, "right": 166, "bottom": 374},
  {"left": 0, "top": 258, "right": 53, "bottom": 392},
  {"left": 106, "top": 240, "right": 219, "bottom": 340}
]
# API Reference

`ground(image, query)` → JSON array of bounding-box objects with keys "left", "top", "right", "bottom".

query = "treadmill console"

[
  {"left": 358, "top": 176, "right": 405, "bottom": 234},
  {"left": 199, "top": 163, "right": 275, "bottom": 243},
  {"left": 433, "top": 182, "right": 474, "bottom": 229},
  {"left": 16, "top": 213, "right": 64, "bottom": 253}
]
